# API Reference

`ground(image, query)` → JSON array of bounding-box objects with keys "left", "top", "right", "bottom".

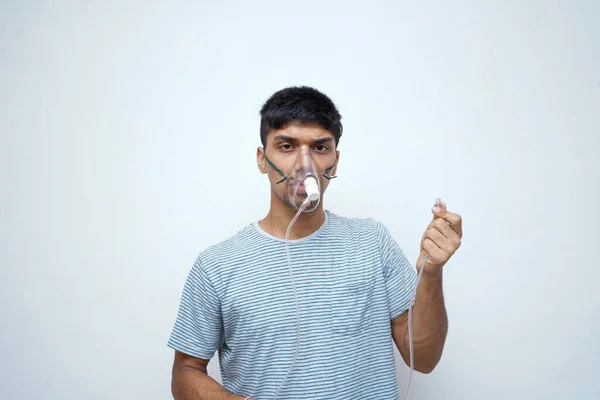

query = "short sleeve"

[
  {"left": 167, "top": 258, "right": 224, "bottom": 360},
  {"left": 376, "top": 221, "right": 418, "bottom": 320}
]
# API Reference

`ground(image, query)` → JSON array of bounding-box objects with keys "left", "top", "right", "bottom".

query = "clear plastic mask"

[
  {"left": 264, "top": 146, "right": 337, "bottom": 213},
  {"left": 285, "top": 146, "right": 321, "bottom": 212}
]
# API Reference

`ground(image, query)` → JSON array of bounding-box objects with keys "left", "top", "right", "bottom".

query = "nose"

[{"left": 298, "top": 145, "right": 311, "bottom": 154}]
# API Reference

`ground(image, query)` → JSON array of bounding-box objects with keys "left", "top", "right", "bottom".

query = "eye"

[
  {"left": 315, "top": 145, "right": 328, "bottom": 152},
  {"left": 279, "top": 144, "right": 293, "bottom": 151}
]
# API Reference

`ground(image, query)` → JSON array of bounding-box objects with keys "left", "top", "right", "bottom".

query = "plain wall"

[{"left": 1, "top": 1, "right": 599, "bottom": 399}]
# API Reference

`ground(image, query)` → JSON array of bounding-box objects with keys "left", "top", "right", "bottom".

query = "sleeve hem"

[{"left": 167, "top": 341, "right": 216, "bottom": 361}]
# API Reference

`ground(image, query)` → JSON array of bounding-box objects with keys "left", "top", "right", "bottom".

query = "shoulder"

[
  {"left": 325, "top": 210, "right": 385, "bottom": 230},
  {"left": 325, "top": 210, "right": 387, "bottom": 238},
  {"left": 194, "top": 223, "right": 259, "bottom": 274}
]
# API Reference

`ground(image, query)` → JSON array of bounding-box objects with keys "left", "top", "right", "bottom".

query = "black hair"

[{"left": 259, "top": 86, "right": 343, "bottom": 148}]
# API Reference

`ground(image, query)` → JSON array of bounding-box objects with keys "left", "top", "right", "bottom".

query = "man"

[{"left": 168, "top": 86, "right": 462, "bottom": 400}]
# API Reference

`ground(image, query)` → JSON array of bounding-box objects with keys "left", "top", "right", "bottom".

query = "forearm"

[
  {"left": 403, "top": 269, "right": 448, "bottom": 372},
  {"left": 172, "top": 367, "right": 253, "bottom": 400}
]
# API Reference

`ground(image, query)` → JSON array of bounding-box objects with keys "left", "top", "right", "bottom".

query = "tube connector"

[{"left": 304, "top": 176, "right": 320, "bottom": 202}]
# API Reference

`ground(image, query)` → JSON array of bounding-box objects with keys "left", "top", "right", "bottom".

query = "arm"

[
  {"left": 388, "top": 200, "right": 461, "bottom": 373},
  {"left": 171, "top": 351, "right": 253, "bottom": 400},
  {"left": 169, "top": 260, "right": 256, "bottom": 400},
  {"left": 391, "top": 268, "right": 448, "bottom": 373}
]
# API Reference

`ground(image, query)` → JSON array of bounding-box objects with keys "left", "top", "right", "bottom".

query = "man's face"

[{"left": 256, "top": 123, "right": 340, "bottom": 209}]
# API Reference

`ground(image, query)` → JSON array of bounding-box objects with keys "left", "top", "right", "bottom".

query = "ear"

[{"left": 256, "top": 146, "right": 268, "bottom": 174}]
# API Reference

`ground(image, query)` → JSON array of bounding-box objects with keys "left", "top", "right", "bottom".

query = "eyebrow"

[
  {"left": 273, "top": 135, "right": 333, "bottom": 144},
  {"left": 314, "top": 137, "right": 333, "bottom": 144}
]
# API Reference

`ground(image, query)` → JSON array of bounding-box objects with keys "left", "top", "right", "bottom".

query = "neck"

[{"left": 259, "top": 193, "right": 326, "bottom": 240}]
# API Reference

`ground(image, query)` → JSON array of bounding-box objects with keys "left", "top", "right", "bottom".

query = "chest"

[{"left": 220, "top": 241, "right": 382, "bottom": 340}]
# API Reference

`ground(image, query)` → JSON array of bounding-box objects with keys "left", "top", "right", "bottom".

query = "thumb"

[{"left": 432, "top": 199, "right": 447, "bottom": 220}]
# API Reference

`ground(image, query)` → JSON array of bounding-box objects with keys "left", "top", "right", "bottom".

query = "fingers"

[
  {"left": 422, "top": 238, "right": 444, "bottom": 265},
  {"left": 430, "top": 218, "right": 455, "bottom": 239},
  {"left": 424, "top": 226, "right": 459, "bottom": 256},
  {"left": 425, "top": 226, "right": 446, "bottom": 244},
  {"left": 420, "top": 218, "right": 456, "bottom": 244},
  {"left": 431, "top": 218, "right": 462, "bottom": 251},
  {"left": 431, "top": 200, "right": 462, "bottom": 238},
  {"left": 442, "top": 211, "right": 462, "bottom": 237},
  {"left": 423, "top": 200, "right": 462, "bottom": 269}
]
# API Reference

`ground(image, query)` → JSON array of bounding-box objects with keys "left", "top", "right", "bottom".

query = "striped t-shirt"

[{"left": 168, "top": 210, "right": 417, "bottom": 400}]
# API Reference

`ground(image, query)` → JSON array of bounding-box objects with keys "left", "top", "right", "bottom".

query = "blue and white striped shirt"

[{"left": 168, "top": 210, "right": 417, "bottom": 399}]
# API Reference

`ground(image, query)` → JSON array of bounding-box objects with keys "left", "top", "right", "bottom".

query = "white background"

[{"left": 1, "top": 1, "right": 599, "bottom": 399}]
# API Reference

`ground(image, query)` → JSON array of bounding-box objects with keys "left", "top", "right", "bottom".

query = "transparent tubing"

[
  {"left": 273, "top": 200, "right": 309, "bottom": 400},
  {"left": 405, "top": 198, "right": 443, "bottom": 399},
  {"left": 274, "top": 197, "right": 441, "bottom": 399}
]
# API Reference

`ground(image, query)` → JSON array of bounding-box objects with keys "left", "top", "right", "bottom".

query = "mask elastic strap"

[
  {"left": 265, "top": 154, "right": 337, "bottom": 183},
  {"left": 264, "top": 155, "right": 287, "bottom": 184},
  {"left": 322, "top": 161, "right": 337, "bottom": 180}
]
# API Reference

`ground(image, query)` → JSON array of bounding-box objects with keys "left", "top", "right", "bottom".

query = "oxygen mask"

[
  {"left": 285, "top": 147, "right": 321, "bottom": 212},
  {"left": 264, "top": 145, "right": 337, "bottom": 213}
]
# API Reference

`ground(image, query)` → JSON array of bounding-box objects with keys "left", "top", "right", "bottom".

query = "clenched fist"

[{"left": 418, "top": 199, "right": 462, "bottom": 274}]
